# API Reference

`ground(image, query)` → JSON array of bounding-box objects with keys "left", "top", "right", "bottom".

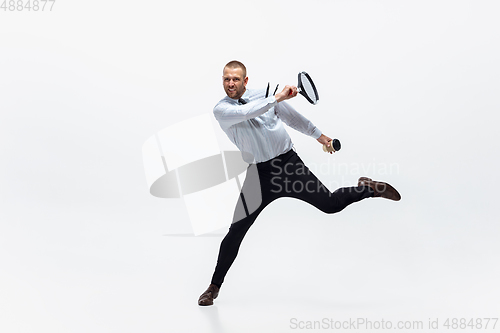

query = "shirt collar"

[{"left": 228, "top": 89, "right": 250, "bottom": 104}]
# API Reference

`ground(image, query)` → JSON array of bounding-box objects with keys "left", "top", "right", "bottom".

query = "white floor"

[{"left": 2, "top": 196, "right": 498, "bottom": 333}]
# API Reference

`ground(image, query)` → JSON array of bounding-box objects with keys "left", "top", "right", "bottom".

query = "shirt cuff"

[
  {"left": 267, "top": 95, "right": 278, "bottom": 105},
  {"left": 311, "top": 127, "right": 322, "bottom": 139}
]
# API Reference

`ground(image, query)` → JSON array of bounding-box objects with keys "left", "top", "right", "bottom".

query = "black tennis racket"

[{"left": 289, "top": 71, "right": 320, "bottom": 105}]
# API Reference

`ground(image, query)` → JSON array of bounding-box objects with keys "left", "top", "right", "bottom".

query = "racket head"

[{"left": 298, "top": 71, "right": 319, "bottom": 105}]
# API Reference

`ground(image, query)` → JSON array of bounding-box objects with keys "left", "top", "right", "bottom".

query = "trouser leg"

[
  {"left": 210, "top": 150, "right": 373, "bottom": 288},
  {"left": 211, "top": 164, "right": 277, "bottom": 288},
  {"left": 267, "top": 152, "right": 373, "bottom": 213},
  {"left": 210, "top": 202, "right": 266, "bottom": 288}
]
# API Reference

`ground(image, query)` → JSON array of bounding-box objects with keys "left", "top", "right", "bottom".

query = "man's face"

[{"left": 222, "top": 67, "right": 248, "bottom": 100}]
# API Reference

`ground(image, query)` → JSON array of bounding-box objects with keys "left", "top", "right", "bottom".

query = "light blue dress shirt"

[{"left": 213, "top": 88, "right": 322, "bottom": 163}]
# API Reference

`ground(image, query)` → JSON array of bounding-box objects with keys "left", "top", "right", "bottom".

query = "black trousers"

[{"left": 211, "top": 149, "right": 373, "bottom": 288}]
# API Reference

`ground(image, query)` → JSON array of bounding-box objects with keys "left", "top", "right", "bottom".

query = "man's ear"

[{"left": 244, "top": 77, "right": 249, "bottom": 86}]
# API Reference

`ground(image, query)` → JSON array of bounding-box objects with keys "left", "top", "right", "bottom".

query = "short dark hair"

[{"left": 224, "top": 60, "right": 247, "bottom": 78}]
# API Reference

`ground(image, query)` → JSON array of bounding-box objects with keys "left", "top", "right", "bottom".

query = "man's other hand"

[{"left": 317, "top": 134, "right": 334, "bottom": 154}]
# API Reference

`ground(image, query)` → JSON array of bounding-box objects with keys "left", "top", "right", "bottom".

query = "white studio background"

[{"left": 1, "top": 1, "right": 499, "bottom": 332}]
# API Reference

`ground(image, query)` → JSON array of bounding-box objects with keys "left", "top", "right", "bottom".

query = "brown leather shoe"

[
  {"left": 358, "top": 177, "right": 401, "bottom": 201},
  {"left": 198, "top": 283, "right": 219, "bottom": 306}
]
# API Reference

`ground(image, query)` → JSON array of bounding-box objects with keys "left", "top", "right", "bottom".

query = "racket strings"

[{"left": 299, "top": 72, "right": 318, "bottom": 104}]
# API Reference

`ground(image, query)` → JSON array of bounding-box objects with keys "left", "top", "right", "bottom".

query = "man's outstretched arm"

[
  {"left": 275, "top": 97, "right": 336, "bottom": 154},
  {"left": 214, "top": 85, "right": 298, "bottom": 129}
]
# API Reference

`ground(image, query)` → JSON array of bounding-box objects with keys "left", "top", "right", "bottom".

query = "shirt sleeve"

[
  {"left": 213, "top": 96, "right": 278, "bottom": 129},
  {"left": 274, "top": 101, "right": 322, "bottom": 139}
]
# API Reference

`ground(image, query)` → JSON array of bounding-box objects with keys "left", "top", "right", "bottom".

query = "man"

[{"left": 198, "top": 61, "right": 401, "bottom": 306}]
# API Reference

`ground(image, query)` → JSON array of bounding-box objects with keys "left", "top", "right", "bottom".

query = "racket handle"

[{"left": 288, "top": 87, "right": 302, "bottom": 96}]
